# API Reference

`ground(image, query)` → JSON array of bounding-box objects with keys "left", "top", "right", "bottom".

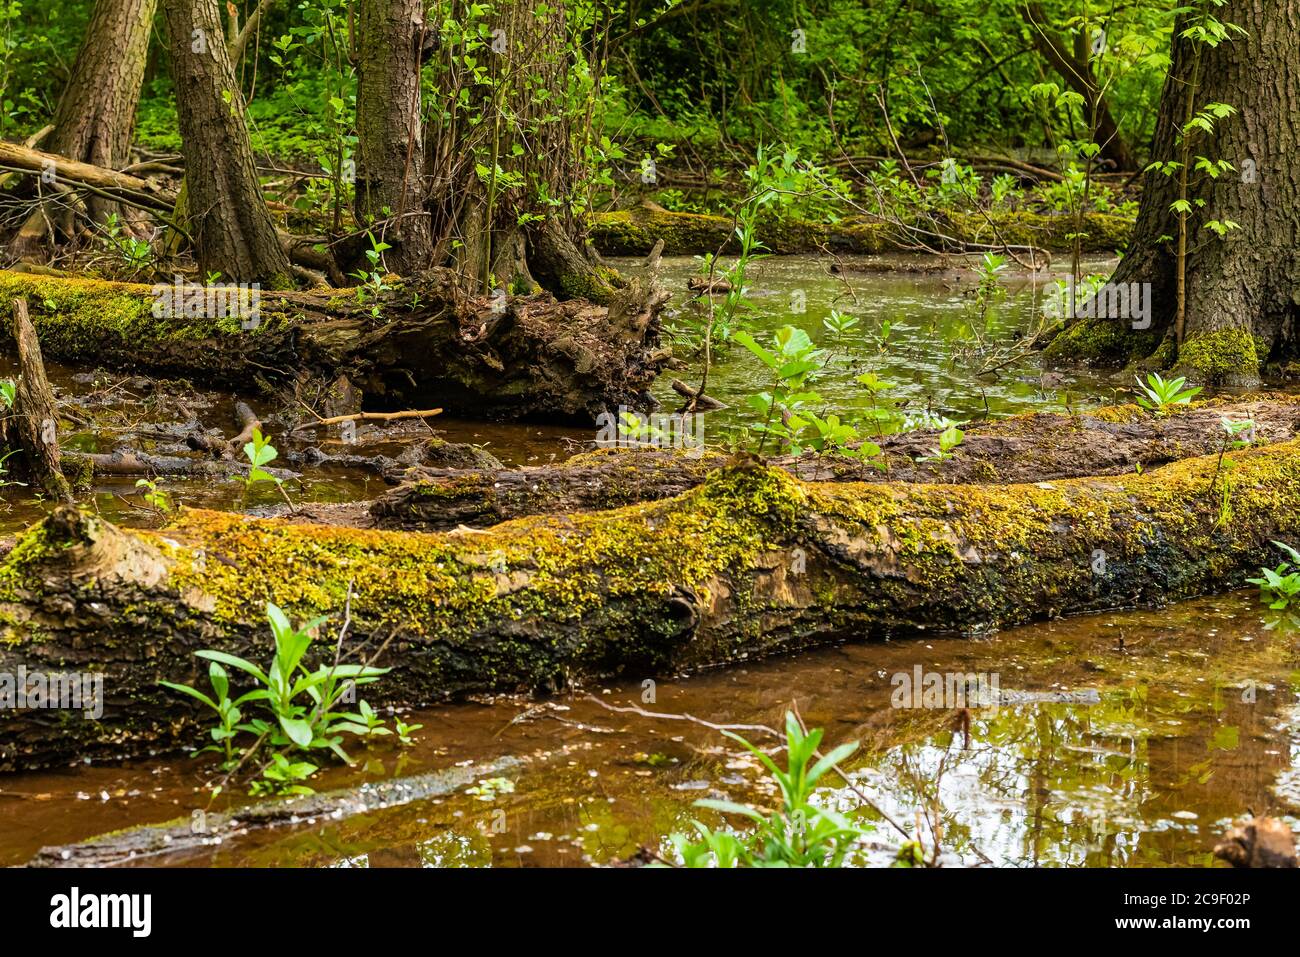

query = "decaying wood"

[
  {"left": 372, "top": 397, "right": 1298, "bottom": 530},
  {"left": 292, "top": 407, "right": 443, "bottom": 431},
  {"left": 0, "top": 270, "right": 672, "bottom": 423},
  {"left": 61, "top": 448, "right": 299, "bottom": 481},
  {"left": 0, "top": 298, "right": 72, "bottom": 500},
  {"left": 27, "top": 754, "right": 523, "bottom": 867},
  {"left": 3, "top": 432, "right": 1299, "bottom": 769}
]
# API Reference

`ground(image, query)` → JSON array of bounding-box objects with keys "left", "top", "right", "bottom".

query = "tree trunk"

[
  {"left": 160, "top": 0, "right": 293, "bottom": 285},
  {"left": 418, "top": 0, "right": 621, "bottom": 302},
  {"left": 0, "top": 270, "right": 670, "bottom": 422},
  {"left": 371, "top": 397, "right": 1300, "bottom": 530},
  {"left": 353, "top": 0, "right": 434, "bottom": 273},
  {"left": 1044, "top": 0, "right": 1300, "bottom": 386},
  {"left": 3, "top": 436, "right": 1299, "bottom": 769},
  {"left": 0, "top": 299, "right": 72, "bottom": 500},
  {"left": 9, "top": 0, "right": 157, "bottom": 256}
]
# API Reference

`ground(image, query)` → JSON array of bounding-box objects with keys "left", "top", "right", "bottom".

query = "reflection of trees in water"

[{"left": 839, "top": 677, "right": 1290, "bottom": 867}]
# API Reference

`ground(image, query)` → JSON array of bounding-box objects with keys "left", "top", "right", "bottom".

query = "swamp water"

[{"left": 1, "top": 255, "right": 1294, "bottom": 867}]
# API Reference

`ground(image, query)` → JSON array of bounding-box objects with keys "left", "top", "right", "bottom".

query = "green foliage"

[
  {"left": 161, "top": 601, "right": 393, "bottom": 793},
  {"left": 242, "top": 427, "right": 281, "bottom": 485},
  {"left": 134, "top": 478, "right": 172, "bottom": 514},
  {"left": 1247, "top": 542, "right": 1300, "bottom": 611},
  {"left": 670, "top": 711, "right": 871, "bottom": 867},
  {"left": 1133, "top": 372, "right": 1201, "bottom": 412}
]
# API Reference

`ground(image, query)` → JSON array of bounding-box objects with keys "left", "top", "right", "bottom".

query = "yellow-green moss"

[
  {"left": 1178, "top": 328, "right": 1260, "bottom": 384},
  {"left": 590, "top": 208, "right": 1134, "bottom": 257},
  {"left": 0, "top": 271, "right": 284, "bottom": 364}
]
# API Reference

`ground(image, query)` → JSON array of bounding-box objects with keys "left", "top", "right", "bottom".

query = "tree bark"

[
  {"left": 8, "top": 0, "right": 158, "bottom": 256},
  {"left": 1043, "top": 0, "right": 1300, "bottom": 386},
  {"left": 353, "top": 0, "right": 434, "bottom": 273},
  {"left": 371, "top": 397, "right": 1300, "bottom": 530},
  {"left": 160, "top": 0, "right": 294, "bottom": 285},
  {"left": 3, "top": 436, "right": 1299, "bottom": 769},
  {"left": 1018, "top": 3, "right": 1135, "bottom": 171},
  {"left": 0, "top": 270, "right": 670, "bottom": 422},
  {"left": 0, "top": 299, "right": 72, "bottom": 500}
]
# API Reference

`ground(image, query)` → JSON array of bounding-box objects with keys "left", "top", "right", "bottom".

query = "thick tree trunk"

[
  {"left": 371, "top": 397, "right": 1300, "bottom": 530},
  {"left": 1044, "top": 0, "right": 1300, "bottom": 386},
  {"left": 3, "top": 436, "right": 1299, "bottom": 769},
  {"left": 48, "top": 0, "right": 157, "bottom": 175},
  {"left": 160, "top": 0, "right": 293, "bottom": 285},
  {"left": 353, "top": 0, "right": 434, "bottom": 273},
  {"left": 0, "top": 270, "right": 670, "bottom": 422},
  {"left": 9, "top": 0, "right": 157, "bottom": 256}
]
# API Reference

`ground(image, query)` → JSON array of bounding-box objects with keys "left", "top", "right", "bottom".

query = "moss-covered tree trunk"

[
  {"left": 0, "top": 270, "right": 669, "bottom": 421},
  {"left": 371, "top": 397, "right": 1300, "bottom": 530},
  {"left": 1044, "top": 0, "right": 1300, "bottom": 386},
  {"left": 160, "top": 0, "right": 293, "bottom": 285},
  {"left": 353, "top": 0, "right": 434, "bottom": 273},
  {"left": 4, "top": 437, "right": 1300, "bottom": 769}
]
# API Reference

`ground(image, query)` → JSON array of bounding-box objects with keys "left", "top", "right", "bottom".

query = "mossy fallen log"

[
  {"left": 372, "top": 397, "right": 1299, "bottom": 530},
  {"left": 589, "top": 207, "right": 1134, "bottom": 257},
  {"left": 0, "top": 270, "right": 670, "bottom": 423},
  {"left": 3, "top": 435, "right": 1299, "bottom": 770}
]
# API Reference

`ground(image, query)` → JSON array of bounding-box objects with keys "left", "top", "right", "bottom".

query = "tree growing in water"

[
  {"left": 1046, "top": 0, "right": 1299, "bottom": 386},
  {"left": 354, "top": 0, "right": 622, "bottom": 301}
]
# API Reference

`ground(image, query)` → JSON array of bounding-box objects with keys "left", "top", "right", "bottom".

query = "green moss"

[
  {"left": 589, "top": 208, "right": 1134, "bottom": 257},
  {"left": 0, "top": 271, "right": 285, "bottom": 364},
  {"left": 1178, "top": 328, "right": 1260, "bottom": 384},
  {"left": 1041, "top": 315, "right": 1160, "bottom": 368}
]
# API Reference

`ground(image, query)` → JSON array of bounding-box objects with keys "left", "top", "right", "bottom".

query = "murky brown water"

[
  {"left": 3, "top": 592, "right": 1296, "bottom": 867},
  {"left": 2, "top": 257, "right": 1297, "bottom": 867}
]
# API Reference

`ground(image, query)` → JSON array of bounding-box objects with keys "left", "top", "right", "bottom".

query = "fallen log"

[
  {"left": 0, "top": 270, "right": 671, "bottom": 423},
  {"left": 371, "top": 397, "right": 1298, "bottom": 530},
  {"left": 60, "top": 448, "right": 299, "bottom": 482},
  {"left": 589, "top": 207, "right": 1133, "bottom": 256},
  {"left": 3, "top": 435, "right": 1299, "bottom": 770},
  {"left": 27, "top": 754, "right": 524, "bottom": 867}
]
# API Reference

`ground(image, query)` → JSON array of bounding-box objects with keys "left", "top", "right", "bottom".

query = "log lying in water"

[
  {"left": 372, "top": 397, "right": 1299, "bottom": 530},
  {"left": 3, "top": 435, "right": 1299, "bottom": 770},
  {"left": 589, "top": 207, "right": 1134, "bottom": 256},
  {"left": 0, "top": 270, "right": 671, "bottom": 423}
]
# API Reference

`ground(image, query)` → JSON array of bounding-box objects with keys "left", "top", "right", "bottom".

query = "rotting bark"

[
  {"left": 371, "top": 397, "right": 1299, "bottom": 530},
  {"left": 0, "top": 299, "right": 72, "bottom": 500},
  {"left": 3, "top": 435, "right": 1300, "bottom": 769},
  {"left": 0, "top": 270, "right": 670, "bottom": 422}
]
